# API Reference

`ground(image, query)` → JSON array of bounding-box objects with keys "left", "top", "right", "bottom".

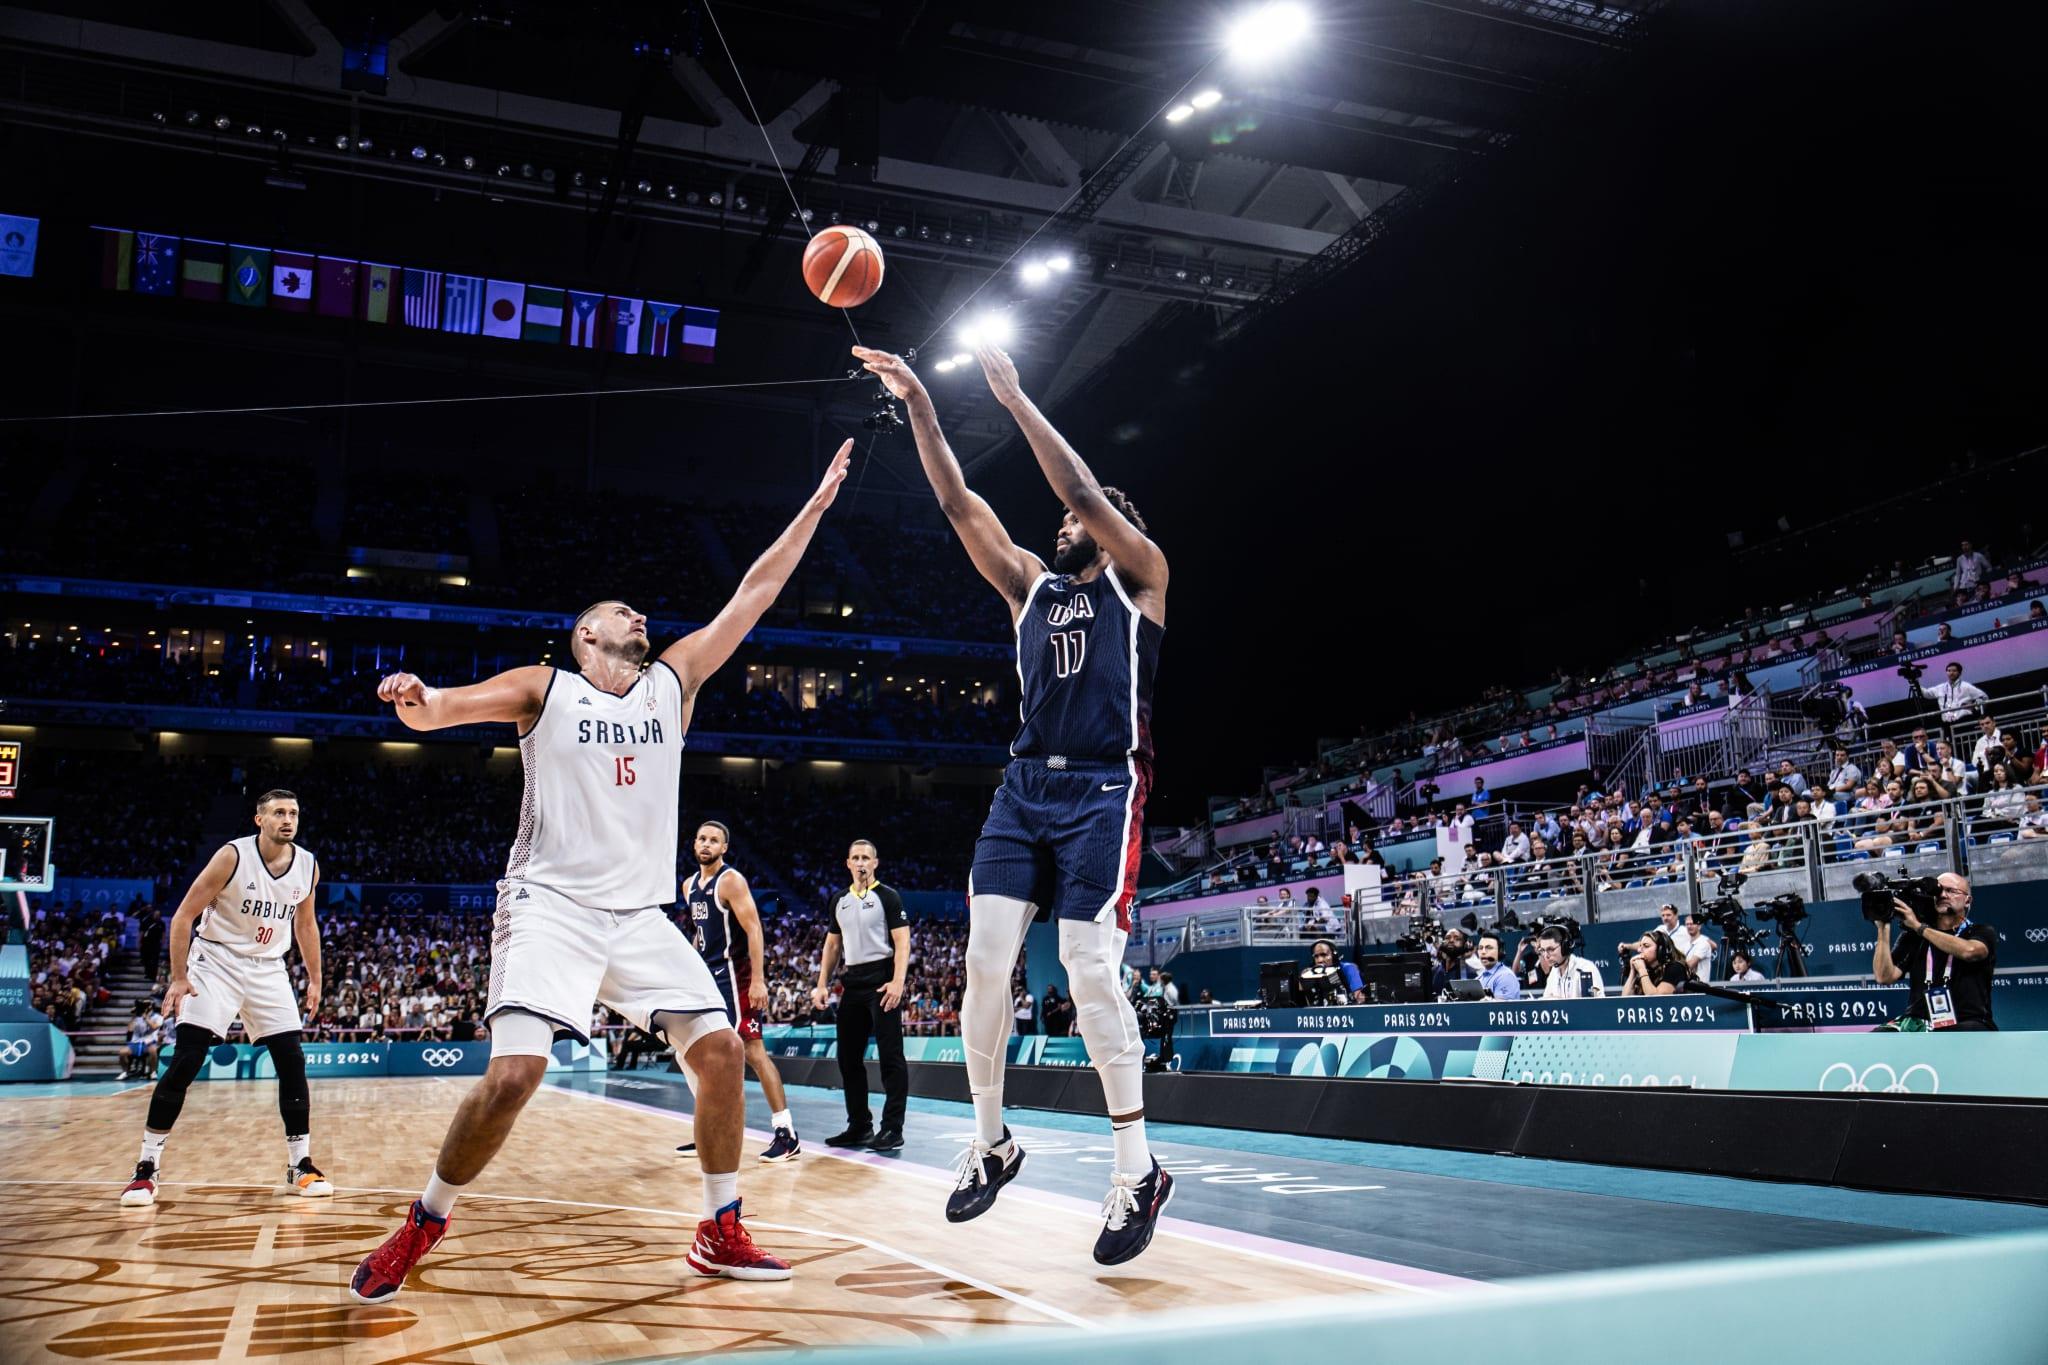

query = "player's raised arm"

[
  {"left": 377, "top": 665, "right": 553, "bottom": 733},
  {"left": 854, "top": 346, "right": 1044, "bottom": 611},
  {"left": 662, "top": 441, "right": 851, "bottom": 697},
  {"left": 974, "top": 344, "right": 1167, "bottom": 608}
]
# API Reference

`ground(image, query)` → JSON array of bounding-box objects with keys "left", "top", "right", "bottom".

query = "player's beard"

[
  {"left": 695, "top": 849, "right": 719, "bottom": 867},
  {"left": 600, "top": 633, "right": 651, "bottom": 666},
  {"left": 1052, "top": 532, "right": 1097, "bottom": 575}
]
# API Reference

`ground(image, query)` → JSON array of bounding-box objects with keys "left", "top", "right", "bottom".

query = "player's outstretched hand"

[
  {"left": 808, "top": 440, "right": 853, "bottom": 513},
  {"left": 974, "top": 344, "right": 1024, "bottom": 408},
  {"left": 852, "top": 346, "right": 927, "bottom": 404},
  {"left": 377, "top": 672, "right": 431, "bottom": 708},
  {"left": 163, "top": 975, "right": 195, "bottom": 1017}
]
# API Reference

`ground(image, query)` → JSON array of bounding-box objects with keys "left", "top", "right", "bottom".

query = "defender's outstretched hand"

[
  {"left": 974, "top": 344, "right": 1024, "bottom": 408},
  {"left": 852, "top": 347, "right": 928, "bottom": 405},
  {"left": 810, "top": 440, "right": 853, "bottom": 513}
]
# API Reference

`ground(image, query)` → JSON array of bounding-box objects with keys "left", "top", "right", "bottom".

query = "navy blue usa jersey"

[
  {"left": 1012, "top": 568, "right": 1161, "bottom": 763},
  {"left": 682, "top": 864, "right": 746, "bottom": 970}
]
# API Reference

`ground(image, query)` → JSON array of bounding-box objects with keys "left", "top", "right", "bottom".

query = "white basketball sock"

[
  {"left": 703, "top": 1170, "right": 739, "bottom": 1219},
  {"left": 421, "top": 1170, "right": 464, "bottom": 1219},
  {"left": 139, "top": 1129, "right": 168, "bottom": 1168},
  {"left": 1111, "top": 1117, "right": 1151, "bottom": 1180},
  {"left": 285, "top": 1134, "right": 310, "bottom": 1166},
  {"left": 771, "top": 1109, "right": 793, "bottom": 1132}
]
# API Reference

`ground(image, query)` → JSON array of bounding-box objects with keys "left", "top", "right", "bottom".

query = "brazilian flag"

[{"left": 227, "top": 244, "right": 271, "bottom": 307}]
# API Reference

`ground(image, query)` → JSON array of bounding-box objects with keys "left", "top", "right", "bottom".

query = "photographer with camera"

[
  {"left": 1933, "top": 662, "right": 1989, "bottom": 725},
  {"left": 1868, "top": 872, "right": 1996, "bottom": 1030}
]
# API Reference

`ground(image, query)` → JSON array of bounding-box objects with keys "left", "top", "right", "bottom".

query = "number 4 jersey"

[
  {"left": 1011, "top": 568, "right": 1161, "bottom": 764},
  {"left": 199, "top": 835, "right": 318, "bottom": 960},
  {"left": 506, "top": 662, "right": 686, "bottom": 910}
]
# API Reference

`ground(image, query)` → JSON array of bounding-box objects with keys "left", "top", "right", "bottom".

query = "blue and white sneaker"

[
  {"left": 758, "top": 1127, "right": 802, "bottom": 1163},
  {"left": 1092, "top": 1160, "right": 1173, "bottom": 1265},
  {"left": 944, "top": 1129, "right": 1025, "bottom": 1223}
]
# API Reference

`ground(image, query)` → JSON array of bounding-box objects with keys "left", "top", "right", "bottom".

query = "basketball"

[{"left": 802, "top": 226, "right": 884, "bottom": 308}]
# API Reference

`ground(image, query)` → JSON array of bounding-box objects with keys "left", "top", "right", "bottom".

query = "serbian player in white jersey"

[
  {"left": 350, "top": 442, "right": 850, "bottom": 1302},
  {"left": 122, "top": 789, "right": 329, "bottom": 1207}
]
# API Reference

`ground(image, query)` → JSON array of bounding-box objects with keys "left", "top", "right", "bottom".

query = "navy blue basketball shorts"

[{"left": 971, "top": 757, "right": 1151, "bottom": 931}]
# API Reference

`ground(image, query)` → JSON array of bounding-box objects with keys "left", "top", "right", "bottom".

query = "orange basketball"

[{"left": 802, "top": 226, "right": 884, "bottom": 308}]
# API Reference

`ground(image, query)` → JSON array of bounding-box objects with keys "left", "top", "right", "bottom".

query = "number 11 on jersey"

[{"left": 1049, "top": 630, "right": 1086, "bottom": 678}]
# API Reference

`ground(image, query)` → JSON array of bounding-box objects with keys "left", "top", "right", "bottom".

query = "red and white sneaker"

[
  {"left": 348, "top": 1201, "right": 449, "bottom": 1303},
  {"left": 120, "top": 1160, "right": 159, "bottom": 1207},
  {"left": 686, "top": 1201, "right": 792, "bottom": 1281}
]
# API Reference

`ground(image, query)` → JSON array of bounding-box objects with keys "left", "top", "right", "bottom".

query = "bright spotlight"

[
  {"left": 1047, "top": 253, "right": 1073, "bottom": 272},
  {"left": 1191, "top": 89, "right": 1223, "bottom": 109},
  {"left": 934, "top": 359, "right": 957, "bottom": 373},
  {"left": 1163, "top": 104, "right": 1195, "bottom": 124},
  {"left": 959, "top": 313, "right": 1014, "bottom": 349},
  {"left": 1226, "top": 2, "right": 1311, "bottom": 64},
  {"left": 951, "top": 353, "right": 970, "bottom": 366},
  {"left": 1020, "top": 261, "right": 1052, "bottom": 286}
]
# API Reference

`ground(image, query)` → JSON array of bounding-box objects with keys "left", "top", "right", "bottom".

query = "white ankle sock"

[
  {"left": 703, "top": 1170, "right": 739, "bottom": 1219},
  {"left": 421, "top": 1171, "right": 464, "bottom": 1219},
  {"left": 139, "top": 1129, "right": 168, "bottom": 1168},
  {"left": 1111, "top": 1117, "right": 1149, "bottom": 1179},
  {"left": 771, "top": 1109, "right": 793, "bottom": 1132},
  {"left": 285, "top": 1134, "right": 310, "bottom": 1166},
  {"left": 972, "top": 1090, "right": 1007, "bottom": 1148}
]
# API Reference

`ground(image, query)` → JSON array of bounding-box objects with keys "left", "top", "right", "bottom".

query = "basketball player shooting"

[
  {"left": 855, "top": 344, "right": 1170, "bottom": 1264},
  {"left": 348, "top": 442, "right": 851, "bottom": 1303}
]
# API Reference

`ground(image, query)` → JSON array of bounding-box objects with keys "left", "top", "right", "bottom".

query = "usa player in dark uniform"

[
  {"left": 856, "top": 342, "right": 1170, "bottom": 1265},
  {"left": 674, "top": 821, "right": 801, "bottom": 1162}
]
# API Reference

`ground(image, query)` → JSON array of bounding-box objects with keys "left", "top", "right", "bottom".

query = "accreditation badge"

[{"left": 1926, "top": 988, "right": 1957, "bottom": 1029}]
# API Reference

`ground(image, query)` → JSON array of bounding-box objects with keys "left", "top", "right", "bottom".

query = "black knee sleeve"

[
  {"left": 145, "top": 1024, "right": 217, "bottom": 1131},
  {"left": 263, "top": 1031, "right": 310, "bottom": 1137}
]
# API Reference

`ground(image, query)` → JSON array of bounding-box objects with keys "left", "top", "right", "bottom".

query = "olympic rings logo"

[
  {"left": 2027, "top": 928, "right": 2048, "bottom": 944},
  {"left": 387, "top": 892, "right": 425, "bottom": 910},
  {"left": 419, "top": 1048, "right": 466, "bottom": 1068},
  {"left": 1818, "top": 1062, "right": 1938, "bottom": 1094},
  {"left": 0, "top": 1039, "right": 34, "bottom": 1065}
]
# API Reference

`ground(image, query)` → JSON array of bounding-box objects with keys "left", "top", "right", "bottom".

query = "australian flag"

[{"left": 133, "top": 234, "right": 180, "bottom": 296}]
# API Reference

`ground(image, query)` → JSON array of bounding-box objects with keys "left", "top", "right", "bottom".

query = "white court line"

[
  {"left": 547, "top": 1080, "right": 1468, "bottom": 1295},
  {"left": 0, "top": 1174, "right": 1096, "bottom": 1333}
]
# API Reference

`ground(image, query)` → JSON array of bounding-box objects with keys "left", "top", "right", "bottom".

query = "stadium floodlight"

[
  {"left": 951, "top": 352, "right": 971, "bottom": 366},
  {"left": 934, "top": 358, "right": 957, "bottom": 373},
  {"left": 958, "top": 313, "right": 1015, "bottom": 349},
  {"left": 1226, "top": 2, "right": 1311, "bottom": 64},
  {"left": 1047, "top": 253, "right": 1073, "bottom": 272},
  {"left": 1164, "top": 104, "right": 1195, "bottom": 124},
  {"left": 1021, "top": 261, "right": 1052, "bottom": 286},
  {"left": 1191, "top": 89, "right": 1224, "bottom": 110}
]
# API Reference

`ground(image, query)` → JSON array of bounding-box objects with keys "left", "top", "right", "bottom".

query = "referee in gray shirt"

[{"left": 811, "top": 839, "right": 911, "bottom": 1151}]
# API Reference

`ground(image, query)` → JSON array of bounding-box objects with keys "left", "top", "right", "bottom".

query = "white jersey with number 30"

[
  {"left": 507, "top": 662, "right": 687, "bottom": 910},
  {"left": 199, "top": 835, "right": 317, "bottom": 961}
]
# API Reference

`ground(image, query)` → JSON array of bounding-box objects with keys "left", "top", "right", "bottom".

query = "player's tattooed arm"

[
  {"left": 973, "top": 344, "right": 1167, "bottom": 611},
  {"left": 376, "top": 666, "right": 553, "bottom": 733},
  {"left": 662, "top": 441, "right": 851, "bottom": 696},
  {"left": 854, "top": 346, "right": 1043, "bottom": 610}
]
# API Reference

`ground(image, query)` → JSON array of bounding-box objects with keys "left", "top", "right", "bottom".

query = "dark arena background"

[{"left": 3, "top": 1, "right": 2046, "bottom": 1361}]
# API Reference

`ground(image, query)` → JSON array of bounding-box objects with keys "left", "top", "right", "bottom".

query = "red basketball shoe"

[
  {"left": 686, "top": 1201, "right": 792, "bottom": 1281},
  {"left": 349, "top": 1201, "right": 449, "bottom": 1303},
  {"left": 120, "top": 1160, "right": 159, "bottom": 1207}
]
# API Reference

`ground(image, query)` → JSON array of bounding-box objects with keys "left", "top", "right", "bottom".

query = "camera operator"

[
  {"left": 1932, "top": 662, "right": 1989, "bottom": 725},
  {"left": 1538, "top": 930, "right": 1606, "bottom": 999},
  {"left": 1872, "top": 873, "right": 1996, "bottom": 1030},
  {"left": 1474, "top": 931, "right": 1521, "bottom": 1000},
  {"left": 1619, "top": 931, "right": 1690, "bottom": 996}
]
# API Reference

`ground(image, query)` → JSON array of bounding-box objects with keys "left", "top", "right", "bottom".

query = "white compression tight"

[
  {"left": 1057, "top": 917, "right": 1145, "bottom": 1118},
  {"left": 962, "top": 895, "right": 1037, "bottom": 1146}
]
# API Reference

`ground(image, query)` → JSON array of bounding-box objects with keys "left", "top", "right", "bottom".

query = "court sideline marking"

[{"left": 549, "top": 1079, "right": 1474, "bottom": 1293}]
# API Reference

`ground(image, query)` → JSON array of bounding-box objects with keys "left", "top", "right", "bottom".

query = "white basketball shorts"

[
  {"left": 486, "top": 878, "right": 729, "bottom": 1041},
  {"left": 180, "top": 938, "right": 303, "bottom": 1041}
]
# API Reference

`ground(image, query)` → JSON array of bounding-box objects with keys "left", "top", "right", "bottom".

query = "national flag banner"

[
  {"left": 402, "top": 268, "right": 442, "bottom": 328},
  {"left": 605, "top": 296, "right": 642, "bottom": 353},
  {"left": 93, "top": 226, "right": 133, "bottom": 290},
  {"left": 181, "top": 239, "right": 225, "bottom": 301},
  {"left": 271, "top": 250, "right": 315, "bottom": 311},
  {"left": 315, "top": 257, "right": 359, "bottom": 317},
  {"left": 640, "top": 300, "right": 679, "bottom": 357},
  {"left": 681, "top": 305, "right": 719, "bottom": 364},
  {"left": 227, "top": 244, "right": 271, "bottom": 307},
  {"left": 132, "top": 233, "right": 181, "bottom": 296},
  {"left": 481, "top": 279, "right": 525, "bottom": 339},
  {"left": 441, "top": 274, "right": 484, "bottom": 335},
  {"left": 521, "top": 285, "right": 563, "bottom": 343},
  {"left": 358, "top": 262, "right": 397, "bottom": 323},
  {"left": 0, "top": 213, "right": 39, "bottom": 278},
  {"left": 565, "top": 290, "right": 604, "bottom": 348}
]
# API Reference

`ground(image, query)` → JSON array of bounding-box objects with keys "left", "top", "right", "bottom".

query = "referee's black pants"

[{"left": 836, "top": 960, "right": 907, "bottom": 1133}]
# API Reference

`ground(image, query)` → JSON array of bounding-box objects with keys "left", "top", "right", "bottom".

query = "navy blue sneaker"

[
  {"left": 675, "top": 1142, "right": 697, "bottom": 1158},
  {"left": 758, "top": 1127, "right": 801, "bottom": 1163},
  {"left": 945, "top": 1130, "right": 1025, "bottom": 1223},
  {"left": 1092, "top": 1161, "right": 1173, "bottom": 1265}
]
